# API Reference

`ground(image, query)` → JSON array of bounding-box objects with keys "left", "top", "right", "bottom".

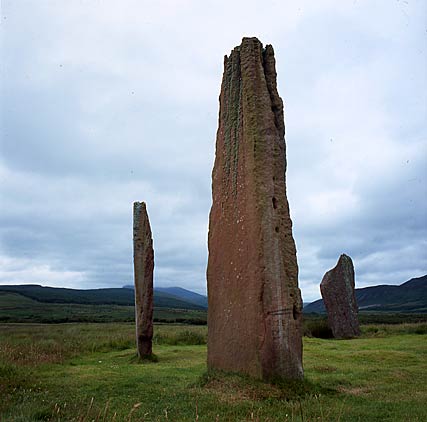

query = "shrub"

[
  {"left": 153, "top": 329, "right": 206, "bottom": 345},
  {"left": 414, "top": 324, "right": 427, "bottom": 334},
  {"left": 304, "top": 319, "right": 333, "bottom": 339}
]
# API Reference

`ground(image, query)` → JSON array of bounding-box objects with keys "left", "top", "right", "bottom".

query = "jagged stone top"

[
  {"left": 339, "top": 253, "right": 352, "bottom": 262},
  {"left": 240, "top": 37, "right": 283, "bottom": 137},
  {"left": 133, "top": 201, "right": 147, "bottom": 213},
  {"left": 216, "top": 37, "right": 287, "bottom": 194},
  {"left": 133, "top": 201, "right": 152, "bottom": 241}
]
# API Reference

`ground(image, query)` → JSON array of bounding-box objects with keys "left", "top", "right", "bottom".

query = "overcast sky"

[{"left": 1, "top": 0, "right": 426, "bottom": 301}]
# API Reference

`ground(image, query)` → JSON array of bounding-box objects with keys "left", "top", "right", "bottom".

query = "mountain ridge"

[
  {"left": 304, "top": 275, "right": 427, "bottom": 313},
  {"left": 123, "top": 285, "right": 208, "bottom": 308},
  {"left": 1, "top": 274, "right": 425, "bottom": 314},
  {"left": 0, "top": 284, "right": 207, "bottom": 310}
]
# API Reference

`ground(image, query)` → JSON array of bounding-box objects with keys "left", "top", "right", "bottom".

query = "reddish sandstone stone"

[
  {"left": 320, "top": 254, "right": 360, "bottom": 339},
  {"left": 207, "top": 37, "right": 303, "bottom": 380},
  {"left": 133, "top": 201, "right": 154, "bottom": 357}
]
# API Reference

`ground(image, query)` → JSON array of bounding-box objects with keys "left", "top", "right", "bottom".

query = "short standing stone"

[
  {"left": 320, "top": 254, "right": 360, "bottom": 339},
  {"left": 207, "top": 37, "right": 303, "bottom": 380},
  {"left": 133, "top": 201, "right": 154, "bottom": 357}
]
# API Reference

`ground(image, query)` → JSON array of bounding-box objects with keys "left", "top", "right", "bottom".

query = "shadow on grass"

[
  {"left": 194, "top": 370, "right": 337, "bottom": 403},
  {"left": 128, "top": 353, "right": 159, "bottom": 364}
]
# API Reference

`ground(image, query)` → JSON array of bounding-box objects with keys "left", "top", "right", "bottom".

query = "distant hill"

[
  {"left": 0, "top": 284, "right": 206, "bottom": 311},
  {"left": 0, "top": 291, "right": 207, "bottom": 324},
  {"left": 156, "top": 287, "right": 207, "bottom": 308},
  {"left": 123, "top": 285, "right": 208, "bottom": 308},
  {"left": 304, "top": 275, "right": 427, "bottom": 313}
]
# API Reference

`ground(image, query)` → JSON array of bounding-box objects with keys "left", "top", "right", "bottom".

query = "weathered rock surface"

[
  {"left": 207, "top": 37, "right": 303, "bottom": 380},
  {"left": 133, "top": 201, "right": 154, "bottom": 357},
  {"left": 320, "top": 254, "right": 360, "bottom": 339}
]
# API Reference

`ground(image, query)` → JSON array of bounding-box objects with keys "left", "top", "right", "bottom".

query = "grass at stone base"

[{"left": 0, "top": 324, "right": 426, "bottom": 421}]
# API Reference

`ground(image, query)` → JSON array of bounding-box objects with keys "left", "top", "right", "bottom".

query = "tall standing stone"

[
  {"left": 133, "top": 201, "right": 154, "bottom": 358},
  {"left": 207, "top": 37, "right": 303, "bottom": 380},
  {"left": 320, "top": 254, "right": 360, "bottom": 339}
]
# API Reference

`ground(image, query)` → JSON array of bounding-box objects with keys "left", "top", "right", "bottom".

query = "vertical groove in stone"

[
  {"left": 207, "top": 37, "right": 303, "bottom": 380},
  {"left": 222, "top": 48, "right": 243, "bottom": 196},
  {"left": 262, "top": 45, "right": 285, "bottom": 139},
  {"left": 133, "top": 201, "right": 154, "bottom": 358}
]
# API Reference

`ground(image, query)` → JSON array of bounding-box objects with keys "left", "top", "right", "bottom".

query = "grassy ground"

[{"left": 0, "top": 323, "right": 426, "bottom": 421}]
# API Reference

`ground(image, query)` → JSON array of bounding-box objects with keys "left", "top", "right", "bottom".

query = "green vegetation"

[
  {"left": 5, "top": 290, "right": 427, "bottom": 328},
  {"left": 0, "top": 292, "right": 207, "bottom": 324},
  {"left": 303, "top": 313, "right": 427, "bottom": 339},
  {"left": 1, "top": 322, "right": 426, "bottom": 421}
]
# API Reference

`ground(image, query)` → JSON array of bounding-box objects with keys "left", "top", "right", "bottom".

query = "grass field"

[{"left": 1, "top": 322, "right": 426, "bottom": 421}]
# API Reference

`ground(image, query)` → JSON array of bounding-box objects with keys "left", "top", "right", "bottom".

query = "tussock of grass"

[
  {"left": 197, "top": 370, "right": 284, "bottom": 402},
  {"left": 0, "top": 362, "right": 35, "bottom": 396},
  {"left": 303, "top": 319, "right": 333, "bottom": 339},
  {"left": 129, "top": 353, "right": 159, "bottom": 364},
  {"left": 197, "top": 370, "right": 327, "bottom": 404},
  {"left": 312, "top": 365, "right": 338, "bottom": 373},
  {"left": 154, "top": 329, "right": 206, "bottom": 346}
]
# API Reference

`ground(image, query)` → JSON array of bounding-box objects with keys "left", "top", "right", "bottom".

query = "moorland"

[
  {"left": 1, "top": 280, "right": 426, "bottom": 421},
  {"left": 1, "top": 320, "right": 427, "bottom": 421}
]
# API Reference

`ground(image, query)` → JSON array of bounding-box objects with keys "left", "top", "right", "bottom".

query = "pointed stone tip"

[
  {"left": 339, "top": 253, "right": 352, "bottom": 262},
  {"left": 240, "top": 37, "right": 263, "bottom": 49},
  {"left": 242, "top": 36, "right": 261, "bottom": 43},
  {"left": 133, "top": 201, "right": 147, "bottom": 212},
  {"left": 335, "top": 254, "right": 354, "bottom": 274},
  {"left": 227, "top": 37, "right": 268, "bottom": 59},
  {"left": 264, "top": 44, "right": 275, "bottom": 55}
]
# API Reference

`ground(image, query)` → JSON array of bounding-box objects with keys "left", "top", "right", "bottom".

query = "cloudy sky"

[{"left": 1, "top": 0, "right": 426, "bottom": 301}]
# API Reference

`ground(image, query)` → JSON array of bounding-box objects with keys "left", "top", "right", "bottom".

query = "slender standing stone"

[
  {"left": 133, "top": 201, "right": 154, "bottom": 357},
  {"left": 207, "top": 37, "right": 303, "bottom": 380},
  {"left": 320, "top": 254, "right": 360, "bottom": 339}
]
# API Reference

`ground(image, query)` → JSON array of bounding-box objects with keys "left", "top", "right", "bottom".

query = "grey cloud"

[{"left": 1, "top": 0, "right": 426, "bottom": 302}]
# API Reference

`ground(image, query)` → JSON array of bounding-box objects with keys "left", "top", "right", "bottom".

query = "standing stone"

[
  {"left": 133, "top": 201, "right": 154, "bottom": 358},
  {"left": 320, "top": 254, "right": 360, "bottom": 339},
  {"left": 207, "top": 37, "right": 303, "bottom": 380}
]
